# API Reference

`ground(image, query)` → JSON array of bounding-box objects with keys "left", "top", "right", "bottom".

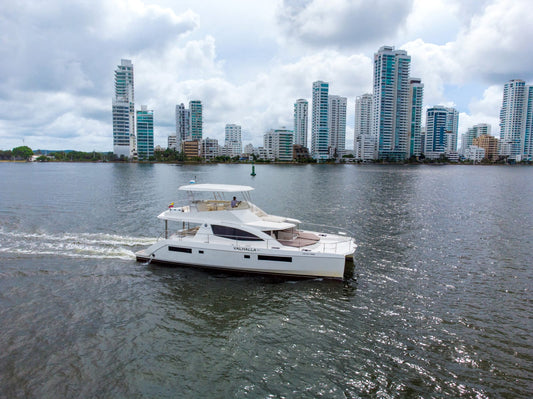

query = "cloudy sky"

[{"left": 1, "top": 0, "right": 532, "bottom": 151}]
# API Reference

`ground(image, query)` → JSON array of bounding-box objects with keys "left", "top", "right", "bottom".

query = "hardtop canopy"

[{"left": 178, "top": 184, "right": 254, "bottom": 193}]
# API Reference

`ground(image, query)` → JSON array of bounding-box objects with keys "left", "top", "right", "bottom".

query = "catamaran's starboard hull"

[{"left": 135, "top": 240, "right": 351, "bottom": 279}]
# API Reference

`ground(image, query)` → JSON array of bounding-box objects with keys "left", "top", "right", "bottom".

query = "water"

[{"left": 0, "top": 162, "right": 532, "bottom": 397}]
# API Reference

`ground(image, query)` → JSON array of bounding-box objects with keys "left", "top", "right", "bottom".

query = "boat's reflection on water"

[{"left": 146, "top": 263, "right": 358, "bottom": 335}]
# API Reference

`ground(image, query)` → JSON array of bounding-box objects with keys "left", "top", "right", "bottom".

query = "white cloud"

[
  {"left": 277, "top": 0, "right": 414, "bottom": 48},
  {"left": 1, "top": 0, "right": 532, "bottom": 152}
]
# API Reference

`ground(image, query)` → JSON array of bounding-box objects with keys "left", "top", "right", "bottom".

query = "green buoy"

[{"left": 251, "top": 162, "right": 256, "bottom": 176}]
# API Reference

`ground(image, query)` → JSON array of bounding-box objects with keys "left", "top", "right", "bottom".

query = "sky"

[{"left": 1, "top": 0, "right": 533, "bottom": 152}]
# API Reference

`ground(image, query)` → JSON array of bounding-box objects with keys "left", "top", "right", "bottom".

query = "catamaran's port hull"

[{"left": 135, "top": 241, "right": 353, "bottom": 280}]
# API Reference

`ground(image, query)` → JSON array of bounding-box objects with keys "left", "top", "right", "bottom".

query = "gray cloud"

[{"left": 277, "top": 0, "right": 414, "bottom": 48}]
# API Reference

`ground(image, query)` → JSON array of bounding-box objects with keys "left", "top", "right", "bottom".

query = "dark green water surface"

[{"left": 0, "top": 163, "right": 531, "bottom": 397}]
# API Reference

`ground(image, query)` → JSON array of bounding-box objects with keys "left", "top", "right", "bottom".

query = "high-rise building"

[
  {"left": 112, "top": 59, "right": 136, "bottom": 158},
  {"left": 168, "top": 135, "right": 178, "bottom": 150},
  {"left": 354, "top": 94, "right": 373, "bottom": 137},
  {"left": 446, "top": 107, "right": 459, "bottom": 153},
  {"left": 425, "top": 106, "right": 459, "bottom": 158},
  {"left": 136, "top": 105, "right": 154, "bottom": 159},
  {"left": 175, "top": 103, "right": 190, "bottom": 145},
  {"left": 372, "top": 46, "right": 411, "bottom": 161},
  {"left": 189, "top": 100, "right": 202, "bottom": 141},
  {"left": 354, "top": 94, "right": 375, "bottom": 160},
  {"left": 499, "top": 79, "right": 533, "bottom": 161},
  {"left": 311, "top": 81, "right": 329, "bottom": 160},
  {"left": 294, "top": 99, "right": 308, "bottom": 148},
  {"left": 264, "top": 129, "right": 294, "bottom": 161},
  {"left": 225, "top": 124, "right": 242, "bottom": 156},
  {"left": 328, "top": 95, "right": 347, "bottom": 157},
  {"left": 408, "top": 78, "right": 424, "bottom": 158}
]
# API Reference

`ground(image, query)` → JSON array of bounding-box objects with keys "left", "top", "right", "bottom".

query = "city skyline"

[{"left": 1, "top": 0, "right": 533, "bottom": 151}]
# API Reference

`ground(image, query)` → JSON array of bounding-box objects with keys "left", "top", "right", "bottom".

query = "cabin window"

[
  {"left": 168, "top": 246, "right": 192, "bottom": 253},
  {"left": 258, "top": 255, "right": 292, "bottom": 263},
  {"left": 211, "top": 225, "right": 263, "bottom": 241}
]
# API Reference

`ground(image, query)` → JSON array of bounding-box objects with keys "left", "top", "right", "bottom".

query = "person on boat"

[{"left": 231, "top": 196, "right": 240, "bottom": 208}]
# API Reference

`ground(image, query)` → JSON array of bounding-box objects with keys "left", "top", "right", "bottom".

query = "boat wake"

[{"left": 0, "top": 229, "right": 157, "bottom": 260}]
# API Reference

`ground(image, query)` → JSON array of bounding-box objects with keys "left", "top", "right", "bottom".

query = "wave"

[{"left": 0, "top": 229, "right": 157, "bottom": 260}]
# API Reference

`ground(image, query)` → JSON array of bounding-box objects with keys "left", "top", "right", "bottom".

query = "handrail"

[
  {"left": 165, "top": 230, "right": 354, "bottom": 254},
  {"left": 298, "top": 221, "right": 355, "bottom": 238}
]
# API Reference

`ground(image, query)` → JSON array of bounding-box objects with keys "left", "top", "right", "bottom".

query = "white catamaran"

[{"left": 136, "top": 184, "right": 356, "bottom": 279}]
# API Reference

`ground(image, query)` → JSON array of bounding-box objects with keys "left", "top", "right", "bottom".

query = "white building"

[
  {"left": 264, "top": 129, "right": 294, "bottom": 161},
  {"left": 354, "top": 134, "right": 377, "bottom": 161},
  {"left": 112, "top": 59, "right": 136, "bottom": 158},
  {"left": 499, "top": 79, "right": 533, "bottom": 161},
  {"left": 328, "top": 95, "right": 347, "bottom": 158},
  {"left": 354, "top": 94, "right": 375, "bottom": 160},
  {"left": 175, "top": 103, "right": 190, "bottom": 147},
  {"left": 201, "top": 138, "right": 219, "bottom": 160},
  {"left": 294, "top": 99, "right": 308, "bottom": 148},
  {"left": 464, "top": 145, "right": 485, "bottom": 162},
  {"left": 168, "top": 135, "right": 178, "bottom": 150},
  {"left": 224, "top": 124, "right": 242, "bottom": 157},
  {"left": 254, "top": 146, "right": 271, "bottom": 160},
  {"left": 244, "top": 143, "right": 254, "bottom": 154}
]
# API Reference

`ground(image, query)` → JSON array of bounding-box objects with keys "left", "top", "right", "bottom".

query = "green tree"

[{"left": 12, "top": 146, "right": 33, "bottom": 160}]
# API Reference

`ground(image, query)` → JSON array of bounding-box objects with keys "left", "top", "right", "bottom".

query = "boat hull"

[{"left": 136, "top": 239, "right": 351, "bottom": 279}]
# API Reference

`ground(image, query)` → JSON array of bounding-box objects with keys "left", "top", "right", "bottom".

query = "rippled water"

[{"left": 0, "top": 163, "right": 532, "bottom": 397}]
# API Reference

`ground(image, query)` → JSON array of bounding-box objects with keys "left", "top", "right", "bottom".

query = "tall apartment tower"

[
  {"left": 499, "top": 79, "right": 533, "bottom": 161},
  {"left": 425, "top": 106, "right": 459, "bottom": 158},
  {"left": 189, "top": 100, "right": 203, "bottom": 141},
  {"left": 408, "top": 78, "right": 424, "bottom": 158},
  {"left": 372, "top": 46, "right": 411, "bottom": 161},
  {"left": 354, "top": 94, "right": 373, "bottom": 137},
  {"left": 328, "top": 95, "right": 347, "bottom": 157},
  {"left": 225, "top": 124, "right": 242, "bottom": 156},
  {"left": 311, "top": 81, "right": 329, "bottom": 160},
  {"left": 175, "top": 103, "right": 190, "bottom": 145},
  {"left": 112, "top": 59, "right": 136, "bottom": 158},
  {"left": 136, "top": 105, "right": 154, "bottom": 159},
  {"left": 354, "top": 94, "right": 374, "bottom": 159},
  {"left": 294, "top": 99, "right": 308, "bottom": 148}
]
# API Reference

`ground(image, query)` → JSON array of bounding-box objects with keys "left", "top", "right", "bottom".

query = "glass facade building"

[
  {"left": 136, "top": 106, "right": 154, "bottom": 159},
  {"left": 372, "top": 46, "right": 411, "bottom": 161},
  {"left": 311, "top": 81, "right": 329, "bottom": 160}
]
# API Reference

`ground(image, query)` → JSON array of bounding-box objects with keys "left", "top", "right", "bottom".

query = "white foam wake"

[{"left": 0, "top": 229, "right": 157, "bottom": 260}]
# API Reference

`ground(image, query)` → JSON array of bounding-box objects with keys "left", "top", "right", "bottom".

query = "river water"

[{"left": 0, "top": 163, "right": 531, "bottom": 397}]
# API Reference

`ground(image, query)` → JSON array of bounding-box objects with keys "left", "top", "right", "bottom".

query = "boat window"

[
  {"left": 258, "top": 255, "right": 292, "bottom": 263},
  {"left": 168, "top": 246, "right": 192, "bottom": 253},
  {"left": 211, "top": 225, "right": 263, "bottom": 241}
]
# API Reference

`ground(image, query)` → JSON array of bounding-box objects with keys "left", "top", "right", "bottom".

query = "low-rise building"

[
  {"left": 464, "top": 145, "right": 485, "bottom": 162},
  {"left": 473, "top": 134, "right": 499, "bottom": 161},
  {"left": 182, "top": 140, "right": 200, "bottom": 159},
  {"left": 201, "top": 138, "right": 219, "bottom": 160},
  {"left": 264, "top": 129, "right": 294, "bottom": 161}
]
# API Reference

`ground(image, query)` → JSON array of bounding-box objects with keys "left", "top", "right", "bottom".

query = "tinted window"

[
  {"left": 169, "top": 246, "right": 192, "bottom": 253},
  {"left": 258, "top": 255, "right": 292, "bottom": 262},
  {"left": 211, "top": 225, "right": 263, "bottom": 241}
]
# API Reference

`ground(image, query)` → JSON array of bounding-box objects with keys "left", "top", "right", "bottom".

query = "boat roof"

[{"left": 179, "top": 183, "right": 254, "bottom": 192}]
